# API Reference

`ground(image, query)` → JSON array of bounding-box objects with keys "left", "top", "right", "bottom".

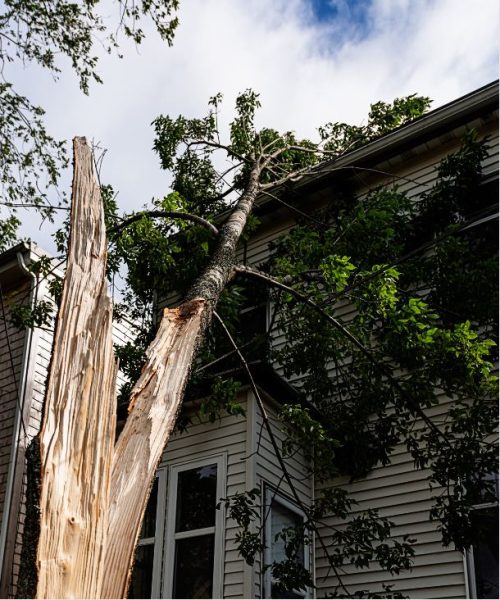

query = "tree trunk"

[
  {"left": 36, "top": 138, "right": 260, "bottom": 598},
  {"left": 102, "top": 299, "right": 205, "bottom": 598},
  {"left": 37, "top": 138, "right": 118, "bottom": 599}
]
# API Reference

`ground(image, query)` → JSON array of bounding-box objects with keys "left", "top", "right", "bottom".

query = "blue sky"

[
  {"left": 311, "top": 0, "right": 371, "bottom": 29},
  {"left": 5, "top": 0, "right": 499, "bottom": 252}
]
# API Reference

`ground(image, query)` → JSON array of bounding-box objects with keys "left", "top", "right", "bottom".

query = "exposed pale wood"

[
  {"left": 102, "top": 298, "right": 205, "bottom": 598},
  {"left": 36, "top": 137, "right": 117, "bottom": 599},
  {"left": 102, "top": 163, "right": 264, "bottom": 598},
  {"left": 35, "top": 140, "right": 262, "bottom": 599}
]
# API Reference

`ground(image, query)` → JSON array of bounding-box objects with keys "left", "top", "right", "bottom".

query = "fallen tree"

[{"left": 33, "top": 92, "right": 498, "bottom": 598}]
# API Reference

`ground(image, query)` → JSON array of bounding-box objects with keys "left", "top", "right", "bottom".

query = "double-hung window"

[
  {"left": 163, "top": 456, "right": 225, "bottom": 599},
  {"left": 263, "top": 486, "right": 311, "bottom": 599},
  {"left": 128, "top": 472, "right": 166, "bottom": 599}
]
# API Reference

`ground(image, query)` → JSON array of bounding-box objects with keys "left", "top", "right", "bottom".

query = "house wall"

[
  {"left": 312, "top": 126, "right": 498, "bottom": 598},
  {"left": 237, "top": 108, "right": 498, "bottom": 598},
  {"left": 155, "top": 388, "right": 312, "bottom": 600},
  {"left": 314, "top": 394, "right": 469, "bottom": 598}
]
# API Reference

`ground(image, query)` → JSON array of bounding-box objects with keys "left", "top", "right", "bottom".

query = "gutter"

[{"left": 0, "top": 250, "right": 39, "bottom": 596}]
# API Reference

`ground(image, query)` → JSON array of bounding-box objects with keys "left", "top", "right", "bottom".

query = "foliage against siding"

[{"left": 239, "top": 113, "right": 498, "bottom": 598}]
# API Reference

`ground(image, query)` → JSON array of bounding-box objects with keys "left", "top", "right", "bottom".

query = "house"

[{"left": 0, "top": 81, "right": 498, "bottom": 599}]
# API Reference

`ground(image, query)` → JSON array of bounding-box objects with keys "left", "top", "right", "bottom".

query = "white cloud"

[{"left": 8, "top": 0, "right": 499, "bottom": 251}]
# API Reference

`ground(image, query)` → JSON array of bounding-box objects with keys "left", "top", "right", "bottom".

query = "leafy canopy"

[{"left": 0, "top": 0, "right": 179, "bottom": 251}]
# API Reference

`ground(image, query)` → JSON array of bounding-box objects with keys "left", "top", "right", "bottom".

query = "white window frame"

[
  {"left": 130, "top": 469, "right": 167, "bottom": 599},
  {"left": 464, "top": 499, "right": 499, "bottom": 599},
  {"left": 263, "top": 485, "right": 311, "bottom": 599},
  {"left": 162, "top": 454, "right": 226, "bottom": 599},
  {"left": 464, "top": 472, "right": 499, "bottom": 598}
]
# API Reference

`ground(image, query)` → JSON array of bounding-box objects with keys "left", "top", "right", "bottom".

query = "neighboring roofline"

[
  {"left": 0, "top": 241, "right": 60, "bottom": 270},
  {"left": 0, "top": 241, "right": 31, "bottom": 268},
  {"left": 255, "top": 80, "right": 499, "bottom": 210},
  {"left": 0, "top": 242, "right": 65, "bottom": 289}
]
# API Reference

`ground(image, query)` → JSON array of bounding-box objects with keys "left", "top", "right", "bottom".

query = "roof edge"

[{"left": 262, "top": 80, "right": 499, "bottom": 202}]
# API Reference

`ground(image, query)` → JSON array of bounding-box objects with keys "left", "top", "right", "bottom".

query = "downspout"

[
  {"left": 311, "top": 468, "right": 316, "bottom": 598},
  {"left": 0, "top": 251, "right": 38, "bottom": 596}
]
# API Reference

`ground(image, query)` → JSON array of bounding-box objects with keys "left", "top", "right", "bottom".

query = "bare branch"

[
  {"left": 0, "top": 201, "right": 70, "bottom": 210},
  {"left": 109, "top": 210, "right": 219, "bottom": 237},
  {"left": 185, "top": 139, "right": 250, "bottom": 165},
  {"left": 213, "top": 161, "right": 244, "bottom": 186}
]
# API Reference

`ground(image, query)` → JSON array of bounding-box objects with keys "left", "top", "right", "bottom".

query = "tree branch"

[
  {"left": 109, "top": 210, "right": 219, "bottom": 237},
  {"left": 213, "top": 311, "right": 352, "bottom": 597},
  {"left": 185, "top": 139, "right": 250, "bottom": 165},
  {"left": 0, "top": 201, "right": 70, "bottom": 210},
  {"left": 233, "top": 264, "right": 453, "bottom": 449}
]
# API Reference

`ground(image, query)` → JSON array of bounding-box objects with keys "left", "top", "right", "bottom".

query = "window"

[
  {"left": 163, "top": 456, "right": 225, "bottom": 599},
  {"left": 235, "top": 286, "right": 270, "bottom": 363},
  {"left": 128, "top": 472, "right": 166, "bottom": 599},
  {"left": 263, "top": 486, "right": 311, "bottom": 599},
  {"left": 466, "top": 475, "right": 499, "bottom": 599}
]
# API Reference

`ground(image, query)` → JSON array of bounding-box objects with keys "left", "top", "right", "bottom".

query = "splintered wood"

[
  {"left": 36, "top": 138, "right": 206, "bottom": 599},
  {"left": 37, "top": 138, "right": 117, "bottom": 599},
  {"left": 102, "top": 300, "right": 204, "bottom": 598}
]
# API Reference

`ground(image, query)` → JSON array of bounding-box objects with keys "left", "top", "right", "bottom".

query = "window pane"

[
  {"left": 472, "top": 509, "right": 499, "bottom": 599},
  {"left": 172, "top": 534, "right": 215, "bottom": 599},
  {"left": 140, "top": 477, "right": 158, "bottom": 539},
  {"left": 128, "top": 544, "right": 154, "bottom": 599},
  {"left": 175, "top": 464, "right": 217, "bottom": 532},
  {"left": 271, "top": 583, "right": 303, "bottom": 599},
  {"left": 270, "top": 500, "right": 304, "bottom": 565}
]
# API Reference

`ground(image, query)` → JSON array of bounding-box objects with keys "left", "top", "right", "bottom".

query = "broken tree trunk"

[
  {"left": 101, "top": 161, "right": 262, "bottom": 597},
  {"left": 102, "top": 299, "right": 205, "bottom": 598},
  {"left": 37, "top": 138, "right": 118, "bottom": 599},
  {"left": 36, "top": 138, "right": 261, "bottom": 598}
]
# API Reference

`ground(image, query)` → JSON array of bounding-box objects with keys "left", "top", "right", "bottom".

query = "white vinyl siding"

[
  {"left": 158, "top": 392, "right": 250, "bottom": 599},
  {"left": 235, "top": 115, "right": 498, "bottom": 598},
  {"left": 314, "top": 402, "right": 468, "bottom": 597}
]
